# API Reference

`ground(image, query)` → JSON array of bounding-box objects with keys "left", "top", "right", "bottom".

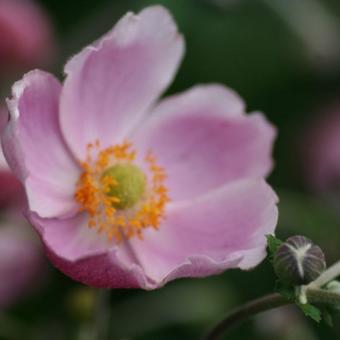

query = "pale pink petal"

[
  {"left": 129, "top": 179, "right": 278, "bottom": 286},
  {"left": 2, "top": 70, "right": 80, "bottom": 218},
  {"left": 60, "top": 6, "right": 184, "bottom": 160},
  {"left": 28, "top": 212, "right": 152, "bottom": 289},
  {"left": 46, "top": 250, "right": 150, "bottom": 289},
  {"left": 28, "top": 212, "right": 112, "bottom": 261},
  {"left": 132, "top": 85, "right": 276, "bottom": 201},
  {"left": 26, "top": 179, "right": 278, "bottom": 289}
]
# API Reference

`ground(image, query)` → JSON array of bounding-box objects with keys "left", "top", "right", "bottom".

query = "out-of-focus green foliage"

[{"left": 2, "top": 0, "right": 340, "bottom": 339}]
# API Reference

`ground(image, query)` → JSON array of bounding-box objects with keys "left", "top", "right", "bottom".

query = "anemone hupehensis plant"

[{"left": 2, "top": 5, "right": 278, "bottom": 289}]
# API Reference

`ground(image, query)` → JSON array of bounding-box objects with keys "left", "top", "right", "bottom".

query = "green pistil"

[{"left": 102, "top": 163, "right": 146, "bottom": 210}]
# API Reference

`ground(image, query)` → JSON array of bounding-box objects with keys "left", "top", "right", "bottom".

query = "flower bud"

[{"left": 274, "top": 235, "right": 326, "bottom": 285}]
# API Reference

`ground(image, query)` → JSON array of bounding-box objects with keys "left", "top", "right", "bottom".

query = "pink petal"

[
  {"left": 2, "top": 70, "right": 80, "bottom": 218},
  {"left": 28, "top": 212, "right": 112, "bottom": 261},
  {"left": 46, "top": 250, "right": 150, "bottom": 289},
  {"left": 60, "top": 5, "right": 184, "bottom": 160},
  {"left": 132, "top": 85, "right": 276, "bottom": 201},
  {"left": 28, "top": 212, "right": 152, "bottom": 289},
  {"left": 129, "top": 179, "right": 278, "bottom": 286}
]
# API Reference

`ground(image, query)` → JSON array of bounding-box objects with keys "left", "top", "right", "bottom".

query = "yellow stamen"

[{"left": 74, "top": 141, "right": 169, "bottom": 242}]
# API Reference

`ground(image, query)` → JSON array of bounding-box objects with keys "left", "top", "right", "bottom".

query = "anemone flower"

[{"left": 2, "top": 6, "right": 278, "bottom": 289}]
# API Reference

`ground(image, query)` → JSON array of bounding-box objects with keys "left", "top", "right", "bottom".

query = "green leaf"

[
  {"left": 266, "top": 234, "right": 283, "bottom": 262},
  {"left": 276, "top": 283, "right": 295, "bottom": 301},
  {"left": 322, "top": 308, "right": 334, "bottom": 327},
  {"left": 298, "top": 303, "right": 322, "bottom": 323}
]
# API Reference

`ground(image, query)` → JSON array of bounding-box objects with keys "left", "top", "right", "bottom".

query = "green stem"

[
  {"left": 203, "top": 288, "right": 340, "bottom": 340},
  {"left": 202, "top": 293, "right": 290, "bottom": 340},
  {"left": 307, "top": 287, "right": 340, "bottom": 305},
  {"left": 94, "top": 289, "right": 111, "bottom": 340}
]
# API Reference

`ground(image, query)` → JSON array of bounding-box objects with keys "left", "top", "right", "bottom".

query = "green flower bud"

[{"left": 274, "top": 235, "right": 326, "bottom": 286}]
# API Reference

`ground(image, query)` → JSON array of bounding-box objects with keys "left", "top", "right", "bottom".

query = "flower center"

[
  {"left": 74, "top": 140, "right": 169, "bottom": 242},
  {"left": 102, "top": 163, "right": 146, "bottom": 210}
]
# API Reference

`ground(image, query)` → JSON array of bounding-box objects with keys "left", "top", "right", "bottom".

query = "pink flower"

[
  {"left": 302, "top": 100, "right": 340, "bottom": 193},
  {"left": 2, "top": 6, "right": 278, "bottom": 289},
  {"left": 0, "top": 0, "right": 55, "bottom": 72}
]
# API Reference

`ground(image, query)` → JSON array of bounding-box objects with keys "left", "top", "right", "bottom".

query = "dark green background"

[{"left": 4, "top": 1, "right": 340, "bottom": 339}]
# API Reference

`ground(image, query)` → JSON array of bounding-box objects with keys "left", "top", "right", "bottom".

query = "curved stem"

[
  {"left": 202, "top": 293, "right": 290, "bottom": 340},
  {"left": 307, "top": 287, "right": 340, "bottom": 305},
  {"left": 203, "top": 288, "right": 340, "bottom": 340}
]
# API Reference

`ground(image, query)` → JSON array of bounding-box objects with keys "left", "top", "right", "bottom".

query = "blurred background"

[{"left": 1, "top": 0, "right": 340, "bottom": 339}]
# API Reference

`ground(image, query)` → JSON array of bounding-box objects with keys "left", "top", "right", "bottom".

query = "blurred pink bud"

[
  {"left": 0, "top": 0, "right": 55, "bottom": 72},
  {"left": 0, "top": 223, "right": 44, "bottom": 308},
  {"left": 302, "top": 101, "right": 340, "bottom": 193}
]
